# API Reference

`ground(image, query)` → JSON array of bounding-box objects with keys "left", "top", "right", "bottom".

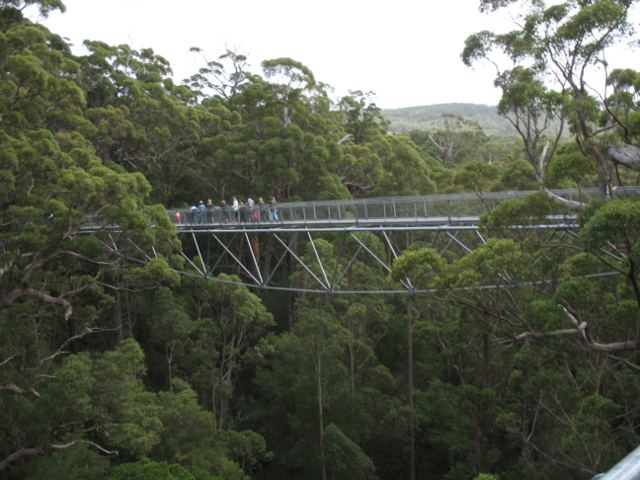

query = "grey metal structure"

[
  {"left": 592, "top": 445, "right": 640, "bottom": 479},
  {"left": 161, "top": 187, "right": 637, "bottom": 293},
  {"left": 86, "top": 187, "right": 640, "bottom": 294},
  {"left": 168, "top": 187, "right": 601, "bottom": 231}
]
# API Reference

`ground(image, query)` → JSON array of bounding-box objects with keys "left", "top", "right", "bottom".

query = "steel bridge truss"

[
  {"left": 169, "top": 223, "right": 623, "bottom": 294},
  {"left": 86, "top": 186, "right": 640, "bottom": 294}
]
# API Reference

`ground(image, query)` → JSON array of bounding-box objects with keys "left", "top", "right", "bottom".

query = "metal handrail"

[
  {"left": 592, "top": 444, "right": 640, "bottom": 479},
  {"left": 166, "top": 186, "right": 640, "bottom": 228}
]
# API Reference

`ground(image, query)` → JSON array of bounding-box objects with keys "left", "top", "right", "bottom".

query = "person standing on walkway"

[
  {"left": 239, "top": 201, "right": 248, "bottom": 223},
  {"left": 206, "top": 198, "right": 214, "bottom": 222},
  {"left": 198, "top": 200, "right": 206, "bottom": 224},
  {"left": 268, "top": 196, "right": 279, "bottom": 222},
  {"left": 232, "top": 196, "right": 239, "bottom": 222},
  {"left": 247, "top": 196, "right": 255, "bottom": 223},
  {"left": 190, "top": 203, "right": 197, "bottom": 224},
  {"left": 221, "top": 199, "right": 231, "bottom": 223},
  {"left": 258, "top": 197, "right": 267, "bottom": 222}
]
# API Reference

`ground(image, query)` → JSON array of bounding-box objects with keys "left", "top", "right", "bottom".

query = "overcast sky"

[{"left": 40, "top": 0, "right": 638, "bottom": 109}]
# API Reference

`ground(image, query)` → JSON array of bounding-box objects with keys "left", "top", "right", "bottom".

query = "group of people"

[{"left": 179, "top": 196, "right": 280, "bottom": 224}]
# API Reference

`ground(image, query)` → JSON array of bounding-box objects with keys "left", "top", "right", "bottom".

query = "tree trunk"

[
  {"left": 406, "top": 300, "right": 415, "bottom": 480},
  {"left": 288, "top": 236, "right": 299, "bottom": 329},
  {"left": 218, "top": 362, "right": 226, "bottom": 429},
  {"left": 211, "top": 376, "right": 218, "bottom": 431},
  {"left": 315, "top": 323, "right": 327, "bottom": 480},
  {"left": 166, "top": 346, "right": 173, "bottom": 391},
  {"left": 482, "top": 333, "right": 491, "bottom": 389},
  {"left": 347, "top": 275, "right": 356, "bottom": 395},
  {"left": 124, "top": 291, "right": 133, "bottom": 338},
  {"left": 251, "top": 233, "right": 261, "bottom": 278},
  {"left": 114, "top": 290, "right": 122, "bottom": 342},
  {"left": 349, "top": 333, "right": 356, "bottom": 395}
]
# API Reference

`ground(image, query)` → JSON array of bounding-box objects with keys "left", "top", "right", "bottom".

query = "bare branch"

[
  {"left": 545, "top": 189, "right": 588, "bottom": 212},
  {"left": 0, "top": 383, "right": 40, "bottom": 397},
  {"left": 0, "top": 353, "right": 18, "bottom": 367},
  {"left": 337, "top": 134, "right": 353, "bottom": 145},
  {"left": 505, "top": 328, "right": 582, "bottom": 342},
  {"left": 0, "top": 287, "right": 72, "bottom": 322},
  {"left": 0, "top": 440, "right": 117, "bottom": 471},
  {"left": 504, "top": 306, "right": 639, "bottom": 353},
  {"left": 560, "top": 305, "right": 639, "bottom": 353},
  {"left": 609, "top": 144, "right": 640, "bottom": 170},
  {"left": 39, "top": 326, "right": 119, "bottom": 365}
]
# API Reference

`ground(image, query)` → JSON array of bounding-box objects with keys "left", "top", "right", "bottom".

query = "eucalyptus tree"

[
  {"left": 0, "top": 0, "right": 65, "bottom": 16},
  {"left": 463, "top": 0, "right": 640, "bottom": 193},
  {"left": 0, "top": 8, "right": 187, "bottom": 475},
  {"left": 408, "top": 115, "right": 499, "bottom": 166},
  {"left": 605, "top": 67, "right": 640, "bottom": 179},
  {"left": 185, "top": 48, "right": 251, "bottom": 105},
  {"left": 391, "top": 191, "right": 640, "bottom": 477},
  {"left": 180, "top": 274, "right": 273, "bottom": 430},
  {"left": 261, "top": 57, "right": 319, "bottom": 127},
  {"left": 207, "top": 60, "right": 350, "bottom": 201},
  {"left": 77, "top": 41, "right": 232, "bottom": 206}
]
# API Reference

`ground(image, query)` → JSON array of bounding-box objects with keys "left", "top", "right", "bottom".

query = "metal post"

[
  {"left": 307, "top": 232, "right": 330, "bottom": 290},
  {"left": 191, "top": 233, "right": 208, "bottom": 276}
]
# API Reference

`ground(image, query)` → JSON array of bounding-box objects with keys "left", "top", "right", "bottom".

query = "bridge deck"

[
  {"left": 168, "top": 186, "right": 639, "bottom": 232},
  {"left": 172, "top": 216, "right": 579, "bottom": 234},
  {"left": 85, "top": 187, "right": 639, "bottom": 293},
  {"left": 80, "top": 186, "right": 639, "bottom": 234}
]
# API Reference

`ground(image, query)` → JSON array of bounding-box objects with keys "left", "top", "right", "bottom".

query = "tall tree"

[{"left": 463, "top": 0, "right": 639, "bottom": 194}]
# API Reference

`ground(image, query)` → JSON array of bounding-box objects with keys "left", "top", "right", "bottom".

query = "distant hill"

[{"left": 382, "top": 103, "right": 517, "bottom": 136}]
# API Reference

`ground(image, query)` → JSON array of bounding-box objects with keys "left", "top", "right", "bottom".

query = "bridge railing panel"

[{"left": 165, "top": 187, "right": 640, "bottom": 227}]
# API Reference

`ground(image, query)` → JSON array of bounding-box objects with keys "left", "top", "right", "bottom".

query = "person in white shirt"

[{"left": 232, "top": 196, "right": 239, "bottom": 222}]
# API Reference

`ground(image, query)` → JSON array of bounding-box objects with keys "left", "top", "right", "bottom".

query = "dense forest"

[
  {"left": 2, "top": 0, "right": 640, "bottom": 479},
  {"left": 383, "top": 104, "right": 518, "bottom": 135}
]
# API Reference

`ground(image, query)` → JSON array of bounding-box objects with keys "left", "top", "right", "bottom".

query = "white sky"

[{"left": 40, "top": 0, "right": 639, "bottom": 109}]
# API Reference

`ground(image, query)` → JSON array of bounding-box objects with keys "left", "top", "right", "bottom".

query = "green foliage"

[
  {"left": 324, "top": 423, "right": 377, "bottom": 480},
  {"left": 3, "top": 5, "right": 640, "bottom": 480},
  {"left": 581, "top": 198, "right": 640, "bottom": 259},
  {"left": 454, "top": 160, "right": 498, "bottom": 193},
  {"left": 494, "top": 158, "right": 538, "bottom": 191},
  {"left": 25, "top": 445, "right": 109, "bottom": 480},
  {"left": 111, "top": 459, "right": 197, "bottom": 480},
  {"left": 2, "top": 0, "right": 66, "bottom": 17},
  {"left": 481, "top": 191, "right": 568, "bottom": 227},
  {"left": 92, "top": 340, "right": 163, "bottom": 457},
  {"left": 384, "top": 103, "right": 517, "bottom": 136},
  {"left": 465, "top": 0, "right": 639, "bottom": 191},
  {"left": 546, "top": 143, "right": 597, "bottom": 188},
  {"left": 392, "top": 247, "right": 445, "bottom": 289}
]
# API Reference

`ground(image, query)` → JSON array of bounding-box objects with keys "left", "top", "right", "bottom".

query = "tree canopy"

[{"left": 2, "top": 2, "right": 640, "bottom": 480}]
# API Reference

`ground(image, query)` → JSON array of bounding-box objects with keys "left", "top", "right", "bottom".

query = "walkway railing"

[
  {"left": 168, "top": 186, "right": 640, "bottom": 229},
  {"left": 592, "top": 444, "right": 640, "bottom": 479}
]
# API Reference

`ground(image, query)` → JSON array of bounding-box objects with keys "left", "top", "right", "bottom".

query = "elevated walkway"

[
  {"left": 169, "top": 187, "right": 613, "bottom": 233},
  {"left": 90, "top": 186, "right": 640, "bottom": 293}
]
